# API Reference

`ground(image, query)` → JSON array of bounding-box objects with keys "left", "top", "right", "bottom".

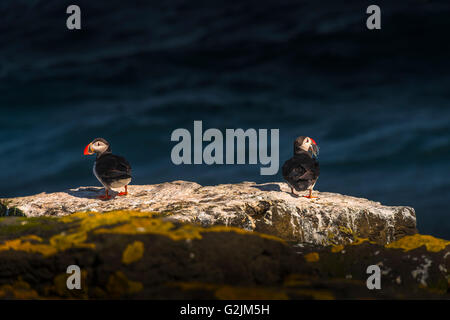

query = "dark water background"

[{"left": 0, "top": 0, "right": 449, "bottom": 238}]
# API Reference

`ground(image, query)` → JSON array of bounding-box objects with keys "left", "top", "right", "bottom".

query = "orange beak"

[
  {"left": 310, "top": 138, "right": 317, "bottom": 145},
  {"left": 84, "top": 143, "right": 93, "bottom": 155}
]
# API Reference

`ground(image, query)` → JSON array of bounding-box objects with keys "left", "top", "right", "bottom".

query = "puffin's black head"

[
  {"left": 294, "top": 136, "right": 319, "bottom": 158},
  {"left": 84, "top": 138, "right": 111, "bottom": 156}
]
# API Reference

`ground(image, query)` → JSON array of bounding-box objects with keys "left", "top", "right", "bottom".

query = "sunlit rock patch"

[{"left": 3, "top": 181, "right": 417, "bottom": 246}]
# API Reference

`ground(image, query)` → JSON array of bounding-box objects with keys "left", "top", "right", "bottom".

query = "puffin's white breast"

[{"left": 93, "top": 162, "right": 108, "bottom": 189}]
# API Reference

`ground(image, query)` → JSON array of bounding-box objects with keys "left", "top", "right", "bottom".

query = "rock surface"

[
  {"left": 2, "top": 181, "right": 417, "bottom": 245},
  {"left": 0, "top": 211, "right": 448, "bottom": 300}
]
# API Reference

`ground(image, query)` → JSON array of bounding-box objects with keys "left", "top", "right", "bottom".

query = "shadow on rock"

[
  {"left": 65, "top": 187, "right": 115, "bottom": 199},
  {"left": 250, "top": 183, "right": 282, "bottom": 192}
]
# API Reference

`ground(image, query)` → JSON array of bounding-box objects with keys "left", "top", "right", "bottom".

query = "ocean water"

[{"left": 0, "top": 0, "right": 449, "bottom": 238}]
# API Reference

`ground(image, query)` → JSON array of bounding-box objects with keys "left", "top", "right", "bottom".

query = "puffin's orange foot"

[
  {"left": 303, "top": 195, "right": 318, "bottom": 199},
  {"left": 117, "top": 186, "right": 128, "bottom": 196},
  {"left": 97, "top": 190, "right": 111, "bottom": 200}
]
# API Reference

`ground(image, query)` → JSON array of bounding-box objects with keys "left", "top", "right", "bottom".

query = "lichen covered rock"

[
  {"left": 0, "top": 211, "right": 448, "bottom": 300},
  {"left": 2, "top": 181, "right": 417, "bottom": 246}
]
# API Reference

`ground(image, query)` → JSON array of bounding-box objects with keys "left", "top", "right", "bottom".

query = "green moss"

[
  {"left": 0, "top": 200, "right": 25, "bottom": 217},
  {"left": 0, "top": 217, "right": 61, "bottom": 237},
  {"left": 427, "top": 278, "right": 449, "bottom": 295}
]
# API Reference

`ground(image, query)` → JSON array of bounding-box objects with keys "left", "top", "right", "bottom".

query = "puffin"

[
  {"left": 83, "top": 138, "right": 132, "bottom": 200},
  {"left": 282, "top": 136, "right": 320, "bottom": 198}
]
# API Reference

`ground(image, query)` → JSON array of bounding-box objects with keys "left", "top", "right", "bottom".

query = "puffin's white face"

[
  {"left": 302, "top": 137, "right": 319, "bottom": 157},
  {"left": 301, "top": 137, "right": 313, "bottom": 150},
  {"left": 91, "top": 140, "right": 109, "bottom": 154},
  {"left": 84, "top": 139, "right": 110, "bottom": 155}
]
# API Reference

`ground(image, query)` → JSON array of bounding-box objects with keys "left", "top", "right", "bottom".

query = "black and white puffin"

[
  {"left": 282, "top": 136, "right": 320, "bottom": 198},
  {"left": 83, "top": 138, "right": 132, "bottom": 200}
]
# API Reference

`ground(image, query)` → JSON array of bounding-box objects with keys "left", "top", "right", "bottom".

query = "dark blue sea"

[{"left": 0, "top": 0, "right": 449, "bottom": 238}]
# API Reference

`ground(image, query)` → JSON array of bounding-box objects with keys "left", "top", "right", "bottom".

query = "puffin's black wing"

[
  {"left": 95, "top": 154, "right": 132, "bottom": 185},
  {"left": 282, "top": 153, "right": 320, "bottom": 191}
]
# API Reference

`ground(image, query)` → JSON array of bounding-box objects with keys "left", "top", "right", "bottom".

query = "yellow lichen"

[
  {"left": 0, "top": 236, "right": 57, "bottom": 257},
  {"left": 0, "top": 210, "right": 285, "bottom": 258},
  {"left": 304, "top": 252, "right": 320, "bottom": 262},
  {"left": 49, "top": 231, "right": 95, "bottom": 251},
  {"left": 339, "top": 226, "right": 354, "bottom": 235},
  {"left": 351, "top": 237, "right": 371, "bottom": 246},
  {"left": 0, "top": 211, "right": 156, "bottom": 257},
  {"left": 331, "top": 245, "right": 345, "bottom": 253},
  {"left": 328, "top": 237, "right": 374, "bottom": 253},
  {"left": 122, "top": 241, "right": 145, "bottom": 265},
  {"left": 204, "top": 226, "right": 285, "bottom": 243},
  {"left": 94, "top": 217, "right": 199, "bottom": 240},
  {"left": 386, "top": 234, "right": 450, "bottom": 252},
  {"left": 59, "top": 210, "right": 157, "bottom": 226},
  {"left": 93, "top": 212, "right": 285, "bottom": 243},
  {"left": 20, "top": 234, "right": 43, "bottom": 242},
  {"left": 46, "top": 211, "right": 156, "bottom": 252}
]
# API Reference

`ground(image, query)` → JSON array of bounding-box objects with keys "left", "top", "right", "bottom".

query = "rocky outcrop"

[
  {"left": 3, "top": 181, "right": 416, "bottom": 246},
  {"left": 0, "top": 211, "right": 448, "bottom": 300}
]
